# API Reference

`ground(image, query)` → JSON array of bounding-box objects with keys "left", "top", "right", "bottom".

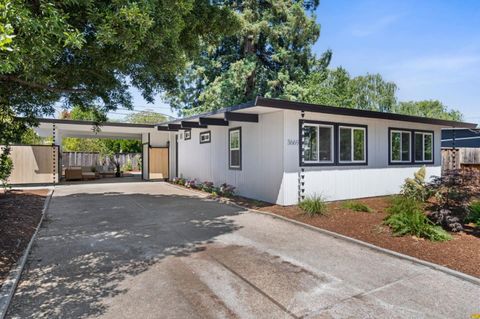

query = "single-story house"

[
  {"left": 159, "top": 97, "right": 476, "bottom": 205},
  {"left": 29, "top": 97, "right": 476, "bottom": 205}
]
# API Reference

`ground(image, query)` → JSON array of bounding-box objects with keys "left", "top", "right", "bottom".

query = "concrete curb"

[
  {"left": 167, "top": 183, "right": 480, "bottom": 285},
  {"left": 0, "top": 188, "right": 54, "bottom": 319}
]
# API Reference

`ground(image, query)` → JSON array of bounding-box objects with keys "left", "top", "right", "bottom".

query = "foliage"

[
  {"left": 20, "top": 128, "right": 49, "bottom": 145},
  {"left": 166, "top": 0, "right": 331, "bottom": 115},
  {"left": 185, "top": 179, "right": 197, "bottom": 189},
  {"left": 299, "top": 194, "right": 328, "bottom": 217},
  {"left": 200, "top": 181, "right": 214, "bottom": 193},
  {"left": 0, "top": 146, "right": 13, "bottom": 192},
  {"left": 219, "top": 183, "right": 236, "bottom": 197},
  {"left": 427, "top": 169, "right": 480, "bottom": 231},
  {"left": 342, "top": 201, "right": 372, "bottom": 213},
  {"left": 394, "top": 100, "right": 463, "bottom": 121},
  {"left": 122, "top": 159, "right": 133, "bottom": 172},
  {"left": 466, "top": 201, "right": 480, "bottom": 226},
  {"left": 288, "top": 67, "right": 397, "bottom": 112},
  {"left": 125, "top": 111, "right": 168, "bottom": 124},
  {"left": 172, "top": 177, "right": 186, "bottom": 186},
  {"left": 384, "top": 196, "right": 451, "bottom": 241},
  {"left": 401, "top": 166, "right": 432, "bottom": 202}
]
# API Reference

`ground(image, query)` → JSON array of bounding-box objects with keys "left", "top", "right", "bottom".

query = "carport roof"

[{"left": 158, "top": 96, "right": 477, "bottom": 129}]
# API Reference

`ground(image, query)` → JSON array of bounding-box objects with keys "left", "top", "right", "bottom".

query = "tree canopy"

[
  {"left": 394, "top": 100, "right": 463, "bottom": 121},
  {"left": 166, "top": 0, "right": 332, "bottom": 115},
  {"left": 125, "top": 111, "right": 168, "bottom": 124}
]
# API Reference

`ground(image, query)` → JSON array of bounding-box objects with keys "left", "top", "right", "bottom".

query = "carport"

[{"left": 23, "top": 118, "right": 176, "bottom": 184}]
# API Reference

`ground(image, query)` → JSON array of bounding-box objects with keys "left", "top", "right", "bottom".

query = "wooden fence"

[
  {"left": 62, "top": 152, "right": 142, "bottom": 171},
  {"left": 441, "top": 148, "right": 480, "bottom": 172}
]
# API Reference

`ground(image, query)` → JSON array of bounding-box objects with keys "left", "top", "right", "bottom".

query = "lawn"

[{"left": 0, "top": 189, "right": 48, "bottom": 287}]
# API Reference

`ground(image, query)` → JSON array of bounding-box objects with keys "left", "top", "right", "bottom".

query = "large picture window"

[
  {"left": 339, "top": 126, "right": 366, "bottom": 163},
  {"left": 303, "top": 123, "right": 334, "bottom": 163},
  {"left": 390, "top": 130, "right": 411, "bottom": 163},
  {"left": 229, "top": 128, "right": 241, "bottom": 169},
  {"left": 414, "top": 132, "right": 433, "bottom": 163}
]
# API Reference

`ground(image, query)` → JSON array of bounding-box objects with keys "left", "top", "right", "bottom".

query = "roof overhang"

[
  {"left": 34, "top": 118, "right": 156, "bottom": 140},
  {"left": 156, "top": 97, "right": 477, "bottom": 130}
]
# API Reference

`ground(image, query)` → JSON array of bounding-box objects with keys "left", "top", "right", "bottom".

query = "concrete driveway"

[{"left": 7, "top": 182, "right": 480, "bottom": 318}]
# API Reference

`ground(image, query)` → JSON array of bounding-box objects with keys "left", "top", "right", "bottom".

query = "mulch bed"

[
  {"left": 251, "top": 197, "right": 480, "bottom": 279},
  {"left": 0, "top": 189, "right": 48, "bottom": 287}
]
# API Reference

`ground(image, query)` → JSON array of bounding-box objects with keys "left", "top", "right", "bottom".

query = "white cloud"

[{"left": 351, "top": 15, "right": 400, "bottom": 37}]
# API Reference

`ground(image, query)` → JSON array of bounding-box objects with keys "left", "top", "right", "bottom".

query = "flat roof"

[
  {"left": 159, "top": 97, "right": 477, "bottom": 128},
  {"left": 37, "top": 118, "right": 156, "bottom": 128}
]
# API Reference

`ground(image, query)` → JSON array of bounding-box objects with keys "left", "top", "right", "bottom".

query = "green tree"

[
  {"left": 1, "top": 0, "right": 236, "bottom": 184},
  {"left": 288, "top": 67, "right": 397, "bottom": 112},
  {"left": 125, "top": 111, "right": 168, "bottom": 124},
  {"left": 394, "top": 100, "right": 463, "bottom": 121},
  {"left": 166, "top": 0, "right": 332, "bottom": 115}
]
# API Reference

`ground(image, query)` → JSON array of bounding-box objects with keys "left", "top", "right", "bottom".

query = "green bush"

[
  {"left": 466, "top": 201, "right": 480, "bottom": 225},
  {"left": 401, "top": 166, "right": 431, "bottom": 202},
  {"left": 342, "top": 201, "right": 372, "bottom": 212},
  {"left": 299, "top": 194, "right": 327, "bottom": 217},
  {"left": 384, "top": 196, "right": 451, "bottom": 241}
]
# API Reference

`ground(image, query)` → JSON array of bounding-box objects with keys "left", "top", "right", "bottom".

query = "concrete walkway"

[{"left": 7, "top": 182, "right": 480, "bottom": 318}]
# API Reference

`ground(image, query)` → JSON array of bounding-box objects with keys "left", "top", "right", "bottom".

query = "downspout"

[{"left": 298, "top": 110, "right": 306, "bottom": 203}]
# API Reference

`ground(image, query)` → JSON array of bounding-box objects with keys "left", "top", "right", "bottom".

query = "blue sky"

[{"left": 118, "top": 0, "right": 480, "bottom": 123}]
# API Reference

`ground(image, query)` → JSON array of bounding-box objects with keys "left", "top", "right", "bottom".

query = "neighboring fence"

[
  {"left": 442, "top": 148, "right": 480, "bottom": 172},
  {"left": 62, "top": 152, "right": 142, "bottom": 171},
  {"left": 4, "top": 145, "right": 60, "bottom": 184}
]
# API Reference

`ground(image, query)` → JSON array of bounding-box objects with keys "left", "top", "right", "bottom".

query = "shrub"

[
  {"left": 122, "top": 159, "right": 133, "bottom": 172},
  {"left": 219, "top": 183, "right": 235, "bottom": 197},
  {"left": 342, "top": 201, "right": 372, "bottom": 212},
  {"left": 0, "top": 148, "right": 13, "bottom": 193},
  {"left": 427, "top": 169, "right": 480, "bottom": 231},
  {"left": 184, "top": 179, "right": 197, "bottom": 189},
  {"left": 299, "top": 194, "right": 327, "bottom": 217},
  {"left": 384, "top": 196, "right": 451, "bottom": 241},
  {"left": 174, "top": 177, "right": 186, "bottom": 186},
  {"left": 466, "top": 201, "right": 480, "bottom": 225},
  {"left": 401, "top": 166, "right": 432, "bottom": 202},
  {"left": 200, "top": 181, "right": 214, "bottom": 193}
]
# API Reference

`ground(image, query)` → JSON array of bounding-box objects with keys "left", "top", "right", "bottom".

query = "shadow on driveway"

[{"left": 7, "top": 192, "right": 244, "bottom": 318}]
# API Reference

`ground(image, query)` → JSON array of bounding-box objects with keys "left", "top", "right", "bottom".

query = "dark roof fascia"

[
  {"left": 155, "top": 97, "right": 477, "bottom": 129},
  {"left": 37, "top": 118, "right": 155, "bottom": 128},
  {"left": 256, "top": 97, "right": 478, "bottom": 128}
]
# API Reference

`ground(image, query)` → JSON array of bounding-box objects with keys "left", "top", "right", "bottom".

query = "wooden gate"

[{"left": 149, "top": 147, "right": 169, "bottom": 179}]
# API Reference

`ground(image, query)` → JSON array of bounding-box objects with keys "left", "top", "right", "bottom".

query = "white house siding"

[
  {"left": 177, "top": 110, "right": 285, "bottom": 203},
  {"left": 282, "top": 109, "right": 443, "bottom": 205}
]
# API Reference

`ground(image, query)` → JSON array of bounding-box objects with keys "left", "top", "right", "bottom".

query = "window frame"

[
  {"left": 389, "top": 129, "right": 412, "bottom": 164},
  {"left": 414, "top": 131, "right": 434, "bottom": 163},
  {"left": 199, "top": 131, "right": 211, "bottom": 144},
  {"left": 302, "top": 123, "right": 335, "bottom": 165},
  {"left": 388, "top": 128, "right": 435, "bottom": 165},
  {"left": 338, "top": 125, "right": 367, "bottom": 164},
  {"left": 299, "top": 120, "right": 368, "bottom": 167},
  {"left": 184, "top": 130, "right": 191, "bottom": 140},
  {"left": 228, "top": 127, "right": 242, "bottom": 170}
]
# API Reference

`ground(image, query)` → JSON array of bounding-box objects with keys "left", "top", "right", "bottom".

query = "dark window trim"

[
  {"left": 199, "top": 131, "right": 211, "bottom": 144},
  {"left": 228, "top": 127, "right": 242, "bottom": 170},
  {"left": 184, "top": 130, "right": 191, "bottom": 140},
  {"left": 388, "top": 127, "right": 435, "bottom": 165},
  {"left": 299, "top": 120, "right": 368, "bottom": 167},
  {"left": 337, "top": 124, "right": 368, "bottom": 166}
]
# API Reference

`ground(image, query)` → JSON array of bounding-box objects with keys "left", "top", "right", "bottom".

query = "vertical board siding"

[
  {"left": 5, "top": 145, "right": 59, "bottom": 184},
  {"left": 442, "top": 148, "right": 480, "bottom": 172},
  {"left": 62, "top": 152, "right": 142, "bottom": 171}
]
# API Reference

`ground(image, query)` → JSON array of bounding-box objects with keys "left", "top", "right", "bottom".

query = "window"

[
  {"left": 199, "top": 131, "right": 211, "bottom": 144},
  {"left": 229, "top": 128, "right": 241, "bottom": 169},
  {"left": 302, "top": 123, "right": 334, "bottom": 164},
  {"left": 184, "top": 130, "right": 191, "bottom": 140},
  {"left": 339, "top": 126, "right": 366, "bottom": 163},
  {"left": 414, "top": 132, "right": 433, "bottom": 162},
  {"left": 390, "top": 130, "right": 411, "bottom": 163}
]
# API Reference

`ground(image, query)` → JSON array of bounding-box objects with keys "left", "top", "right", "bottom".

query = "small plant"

[
  {"left": 466, "top": 201, "right": 480, "bottom": 226},
  {"left": 200, "top": 181, "right": 214, "bottom": 193},
  {"left": 219, "top": 183, "right": 235, "bottom": 197},
  {"left": 0, "top": 148, "right": 13, "bottom": 193},
  {"left": 173, "top": 177, "right": 186, "bottom": 186},
  {"left": 384, "top": 196, "right": 451, "bottom": 241},
  {"left": 299, "top": 194, "right": 327, "bottom": 217},
  {"left": 342, "top": 201, "right": 372, "bottom": 212},
  {"left": 401, "top": 166, "right": 432, "bottom": 202},
  {"left": 184, "top": 179, "right": 197, "bottom": 189},
  {"left": 122, "top": 159, "right": 133, "bottom": 172}
]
